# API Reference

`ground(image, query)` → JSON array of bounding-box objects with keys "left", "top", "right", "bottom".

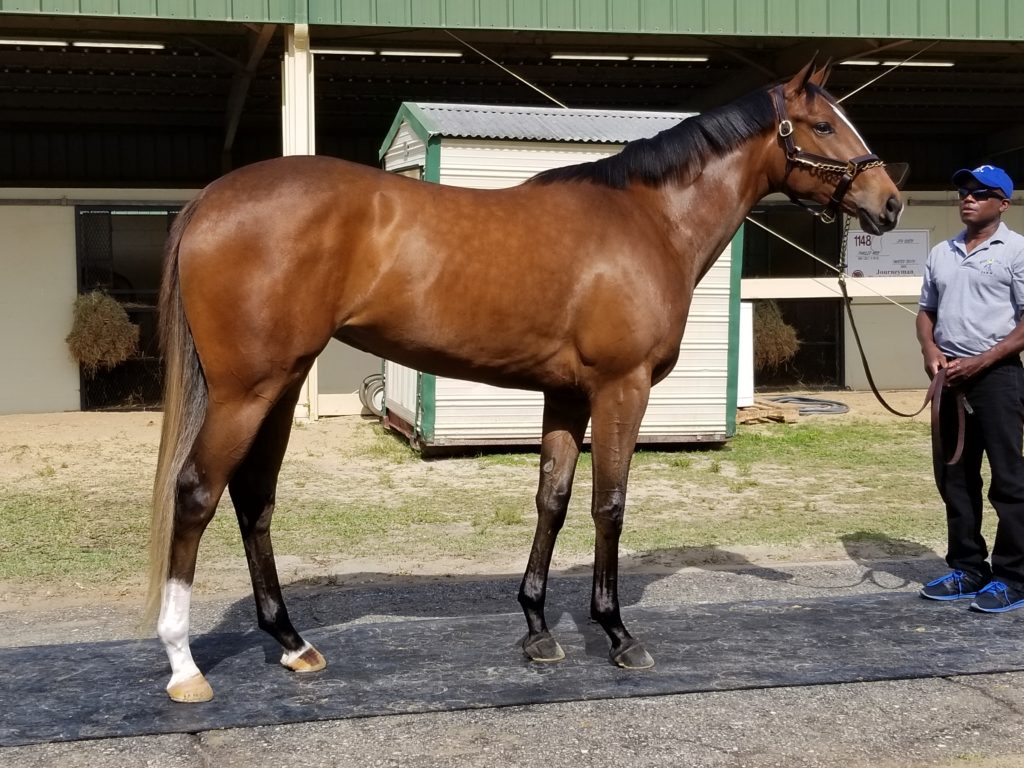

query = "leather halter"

[{"left": 771, "top": 86, "right": 886, "bottom": 224}]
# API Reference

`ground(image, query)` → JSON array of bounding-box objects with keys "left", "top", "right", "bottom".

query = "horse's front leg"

[
  {"left": 519, "top": 393, "right": 589, "bottom": 662},
  {"left": 588, "top": 372, "right": 654, "bottom": 669}
]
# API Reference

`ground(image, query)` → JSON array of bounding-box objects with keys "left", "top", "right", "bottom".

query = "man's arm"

[{"left": 916, "top": 309, "right": 946, "bottom": 378}]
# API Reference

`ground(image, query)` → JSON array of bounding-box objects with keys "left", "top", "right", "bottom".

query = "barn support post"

[{"left": 281, "top": 23, "right": 319, "bottom": 421}]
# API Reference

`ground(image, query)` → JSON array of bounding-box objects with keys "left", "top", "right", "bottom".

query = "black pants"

[{"left": 935, "top": 360, "right": 1024, "bottom": 590}]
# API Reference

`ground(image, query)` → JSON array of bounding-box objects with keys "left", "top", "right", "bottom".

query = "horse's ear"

[
  {"left": 783, "top": 58, "right": 817, "bottom": 96},
  {"left": 809, "top": 58, "right": 833, "bottom": 88}
]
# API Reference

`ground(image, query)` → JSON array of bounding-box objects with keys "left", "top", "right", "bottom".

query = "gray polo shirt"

[{"left": 919, "top": 221, "right": 1024, "bottom": 358}]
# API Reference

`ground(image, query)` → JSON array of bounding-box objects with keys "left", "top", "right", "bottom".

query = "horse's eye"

[{"left": 814, "top": 122, "right": 834, "bottom": 136}]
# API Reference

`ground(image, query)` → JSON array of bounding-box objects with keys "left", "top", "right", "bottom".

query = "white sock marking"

[
  {"left": 281, "top": 642, "right": 313, "bottom": 667},
  {"left": 157, "top": 579, "right": 202, "bottom": 689}
]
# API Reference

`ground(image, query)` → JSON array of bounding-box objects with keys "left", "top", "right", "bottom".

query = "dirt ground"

[{"left": 0, "top": 389, "right": 934, "bottom": 613}]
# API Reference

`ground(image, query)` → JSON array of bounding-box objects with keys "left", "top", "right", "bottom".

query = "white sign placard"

[{"left": 846, "top": 230, "right": 929, "bottom": 277}]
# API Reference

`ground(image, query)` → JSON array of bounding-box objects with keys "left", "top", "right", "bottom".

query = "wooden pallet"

[{"left": 736, "top": 400, "right": 800, "bottom": 424}]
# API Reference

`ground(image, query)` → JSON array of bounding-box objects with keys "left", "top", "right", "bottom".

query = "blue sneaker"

[
  {"left": 919, "top": 570, "right": 987, "bottom": 601},
  {"left": 969, "top": 581, "right": 1024, "bottom": 613}
]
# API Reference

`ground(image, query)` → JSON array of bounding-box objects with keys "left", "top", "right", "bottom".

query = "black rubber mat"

[{"left": 3, "top": 592, "right": 1022, "bottom": 746}]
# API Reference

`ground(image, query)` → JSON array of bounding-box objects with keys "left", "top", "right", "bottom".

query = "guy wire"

[{"left": 443, "top": 29, "right": 569, "bottom": 109}]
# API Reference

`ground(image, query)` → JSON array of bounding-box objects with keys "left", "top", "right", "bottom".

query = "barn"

[{"left": 2, "top": 2, "right": 1023, "bottom": 415}]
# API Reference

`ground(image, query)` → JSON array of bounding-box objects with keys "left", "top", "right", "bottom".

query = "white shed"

[{"left": 378, "top": 102, "right": 744, "bottom": 451}]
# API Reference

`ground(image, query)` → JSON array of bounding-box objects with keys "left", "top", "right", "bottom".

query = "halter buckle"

[{"left": 778, "top": 120, "right": 794, "bottom": 138}]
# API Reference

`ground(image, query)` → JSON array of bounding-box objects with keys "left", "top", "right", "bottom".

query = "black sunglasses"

[{"left": 958, "top": 188, "right": 1005, "bottom": 201}]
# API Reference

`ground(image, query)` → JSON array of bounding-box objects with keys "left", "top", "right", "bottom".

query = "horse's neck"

[{"left": 650, "top": 139, "right": 774, "bottom": 284}]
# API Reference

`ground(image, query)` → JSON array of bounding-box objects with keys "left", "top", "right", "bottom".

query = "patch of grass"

[
  {"left": 0, "top": 415, "right": 986, "bottom": 592},
  {"left": 669, "top": 455, "right": 693, "bottom": 470},
  {"left": 725, "top": 420, "right": 928, "bottom": 472},
  {"left": 0, "top": 489, "right": 149, "bottom": 582},
  {"left": 365, "top": 425, "right": 418, "bottom": 463},
  {"left": 490, "top": 504, "right": 526, "bottom": 527}
]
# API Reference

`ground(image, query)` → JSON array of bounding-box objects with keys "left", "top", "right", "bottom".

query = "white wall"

[
  {"left": 843, "top": 299, "right": 929, "bottom": 390},
  {"left": 0, "top": 188, "right": 196, "bottom": 414},
  {"left": 899, "top": 190, "right": 1024, "bottom": 237},
  {"left": 380, "top": 119, "right": 428, "bottom": 172},
  {"left": 438, "top": 139, "right": 613, "bottom": 188},
  {"left": 0, "top": 205, "right": 80, "bottom": 414}
]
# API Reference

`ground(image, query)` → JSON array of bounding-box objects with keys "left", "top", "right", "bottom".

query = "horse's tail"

[{"left": 142, "top": 195, "right": 208, "bottom": 628}]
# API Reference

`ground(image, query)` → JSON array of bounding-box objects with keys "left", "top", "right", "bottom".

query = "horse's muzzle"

[{"left": 858, "top": 194, "right": 902, "bottom": 235}]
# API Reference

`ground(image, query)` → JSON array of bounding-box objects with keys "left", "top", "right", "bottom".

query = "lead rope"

[{"left": 836, "top": 216, "right": 966, "bottom": 464}]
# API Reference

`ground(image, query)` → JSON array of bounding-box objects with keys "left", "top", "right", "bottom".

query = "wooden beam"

[{"left": 222, "top": 23, "right": 276, "bottom": 171}]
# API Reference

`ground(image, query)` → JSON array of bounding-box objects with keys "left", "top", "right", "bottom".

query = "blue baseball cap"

[{"left": 952, "top": 165, "right": 1014, "bottom": 199}]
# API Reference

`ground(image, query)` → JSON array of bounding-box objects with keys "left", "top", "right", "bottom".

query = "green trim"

[
  {"left": 724, "top": 224, "right": 744, "bottom": 438},
  {"left": 422, "top": 135, "right": 441, "bottom": 183},
  {"left": 377, "top": 102, "right": 436, "bottom": 162},
  {"left": 418, "top": 373, "right": 436, "bottom": 443}
]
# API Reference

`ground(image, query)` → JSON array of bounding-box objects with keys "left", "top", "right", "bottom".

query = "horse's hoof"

[
  {"left": 611, "top": 639, "right": 655, "bottom": 670},
  {"left": 167, "top": 673, "right": 214, "bottom": 703},
  {"left": 281, "top": 644, "right": 327, "bottom": 673},
  {"left": 522, "top": 631, "right": 566, "bottom": 663}
]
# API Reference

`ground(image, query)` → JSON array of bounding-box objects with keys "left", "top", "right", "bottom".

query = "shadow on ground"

[
  {"left": 840, "top": 533, "right": 943, "bottom": 588},
  {"left": 200, "top": 535, "right": 945, "bottom": 668}
]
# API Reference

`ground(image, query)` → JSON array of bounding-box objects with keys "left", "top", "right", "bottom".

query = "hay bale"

[
  {"left": 753, "top": 299, "right": 800, "bottom": 373},
  {"left": 66, "top": 291, "right": 139, "bottom": 377}
]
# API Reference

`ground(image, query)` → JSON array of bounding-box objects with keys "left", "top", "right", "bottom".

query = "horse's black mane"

[{"left": 529, "top": 85, "right": 780, "bottom": 189}]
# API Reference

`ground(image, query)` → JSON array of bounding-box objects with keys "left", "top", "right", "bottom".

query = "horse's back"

[{"left": 175, "top": 155, "right": 685, "bottom": 393}]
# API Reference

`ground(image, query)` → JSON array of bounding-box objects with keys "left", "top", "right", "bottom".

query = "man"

[{"left": 917, "top": 164, "right": 1024, "bottom": 612}]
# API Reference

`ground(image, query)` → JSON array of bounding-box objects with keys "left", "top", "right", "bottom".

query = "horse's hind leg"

[
  {"left": 158, "top": 397, "right": 274, "bottom": 702},
  {"left": 228, "top": 382, "right": 326, "bottom": 674},
  {"left": 519, "top": 392, "right": 589, "bottom": 662},
  {"left": 588, "top": 373, "right": 654, "bottom": 669}
]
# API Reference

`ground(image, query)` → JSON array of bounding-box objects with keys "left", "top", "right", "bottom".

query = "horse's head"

[{"left": 769, "top": 61, "right": 903, "bottom": 234}]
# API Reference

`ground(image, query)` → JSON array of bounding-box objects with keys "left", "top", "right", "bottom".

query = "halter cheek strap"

[{"left": 771, "top": 86, "right": 886, "bottom": 223}]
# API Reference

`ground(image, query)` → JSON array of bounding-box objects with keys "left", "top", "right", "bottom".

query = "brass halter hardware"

[{"left": 770, "top": 86, "right": 886, "bottom": 224}]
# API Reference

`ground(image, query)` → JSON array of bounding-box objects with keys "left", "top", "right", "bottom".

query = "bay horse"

[{"left": 146, "top": 61, "right": 902, "bottom": 702}]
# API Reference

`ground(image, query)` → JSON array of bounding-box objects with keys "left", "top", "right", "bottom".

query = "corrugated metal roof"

[
  {"left": 405, "top": 103, "right": 695, "bottom": 144},
  {"left": 4, "top": 1, "right": 1024, "bottom": 40}
]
